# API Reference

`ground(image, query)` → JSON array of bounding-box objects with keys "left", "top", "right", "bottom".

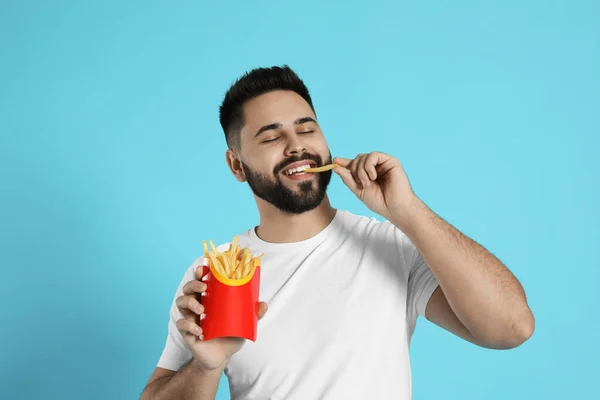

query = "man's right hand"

[{"left": 175, "top": 265, "right": 268, "bottom": 372}]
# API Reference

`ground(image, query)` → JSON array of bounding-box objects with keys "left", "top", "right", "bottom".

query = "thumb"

[
  {"left": 257, "top": 302, "right": 268, "bottom": 320},
  {"left": 333, "top": 165, "right": 361, "bottom": 195},
  {"left": 333, "top": 157, "right": 352, "bottom": 168}
]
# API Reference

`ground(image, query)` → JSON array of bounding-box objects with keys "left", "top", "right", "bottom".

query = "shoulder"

[
  {"left": 337, "top": 210, "right": 406, "bottom": 240},
  {"left": 336, "top": 210, "right": 415, "bottom": 261}
]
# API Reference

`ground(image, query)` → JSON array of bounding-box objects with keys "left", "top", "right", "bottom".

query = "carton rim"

[{"left": 203, "top": 257, "right": 260, "bottom": 286}]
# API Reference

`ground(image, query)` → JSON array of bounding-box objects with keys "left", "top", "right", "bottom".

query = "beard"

[{"left": 241, "top": 152, "right": 333, "bottom": 214}]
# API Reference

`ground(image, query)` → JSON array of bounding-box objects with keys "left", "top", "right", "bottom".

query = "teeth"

[{"left": 284, "top": 164, "right": 311, "bottom": 175}]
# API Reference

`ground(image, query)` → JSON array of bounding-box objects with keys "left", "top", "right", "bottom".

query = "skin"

[
  {"left": 141, "top": 90, "right": 535, "bottom": 399},
  {"left": 333, "top": 153, "right": 535, "bottom": 348}
]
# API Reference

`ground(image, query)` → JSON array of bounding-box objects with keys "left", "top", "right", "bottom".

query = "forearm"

[
  {"left": 141, "top": 359, "right": 223, "bottom": 400},
  {"left": 391, "top": 196, "right": 534, "bottom": 347}
]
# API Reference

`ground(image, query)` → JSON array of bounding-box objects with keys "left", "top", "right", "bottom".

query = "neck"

[{"left": 254, "top": 195, "right": 337, "bottom": 243}]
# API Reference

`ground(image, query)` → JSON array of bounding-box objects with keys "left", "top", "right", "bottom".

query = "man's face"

[{"left": 235, "top": 90, "right": 332, "bottom": 214}]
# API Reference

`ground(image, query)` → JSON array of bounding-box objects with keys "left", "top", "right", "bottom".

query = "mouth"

[{"left": 281, "top": 160, "right": 318, "bottom": 177}]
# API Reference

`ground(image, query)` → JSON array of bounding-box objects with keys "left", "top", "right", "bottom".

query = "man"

[{"left": 141, "top": 65, "right": 534, "bottom": 399}]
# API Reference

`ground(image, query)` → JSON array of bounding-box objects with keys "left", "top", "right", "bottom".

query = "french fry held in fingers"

[
  {"left": 200, "top": 236, "right": 262, "bottom": 341},
  {"left": 304, "top": 163, "right": 340, "bottom": 173}
]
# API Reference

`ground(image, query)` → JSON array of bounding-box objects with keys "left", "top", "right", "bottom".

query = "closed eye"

[
  {"left": 298, "top": 130, "right": 314, "bottom": 134},
  {"left": 261, "top": 136, "right": 280, "bottom": 144}
]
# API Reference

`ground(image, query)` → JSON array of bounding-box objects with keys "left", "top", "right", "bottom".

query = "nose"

[{"left": 284, "top": 134, "right": 306, "bottom": 156}]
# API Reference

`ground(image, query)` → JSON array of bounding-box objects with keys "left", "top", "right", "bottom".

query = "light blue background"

[{"left": 1, "top": 1, "right": 598, "bottom": 399}]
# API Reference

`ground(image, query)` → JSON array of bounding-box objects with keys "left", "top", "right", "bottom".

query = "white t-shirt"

[{"left": 157, "top": 210, "right": 439, "bottom": 399}]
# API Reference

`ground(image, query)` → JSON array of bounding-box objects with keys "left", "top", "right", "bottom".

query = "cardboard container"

[{"left": 199, "top": 257, "right": 261, "bottom": 341}]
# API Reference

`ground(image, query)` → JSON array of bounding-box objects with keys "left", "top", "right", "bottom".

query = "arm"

[
  {"left": 142, "top": 261, "right": 269, "bottom": 400},
  {"left": 333, "top": 151, "right": 535, "bottom": 349},
  {"left": 392, "top": 196, "right": 535, "bottom": 349},
  {"left": 140, "top": 361, "right": 223, "bottom": 400}
]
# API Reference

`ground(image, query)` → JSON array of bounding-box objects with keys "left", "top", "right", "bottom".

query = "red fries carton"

[{"left": 199, "top": 239, "right": 262, "bottom": 341}]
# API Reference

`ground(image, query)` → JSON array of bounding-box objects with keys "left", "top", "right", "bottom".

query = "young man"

[{"left": 141, "top": 66, "right": 534, "bottom": 399}]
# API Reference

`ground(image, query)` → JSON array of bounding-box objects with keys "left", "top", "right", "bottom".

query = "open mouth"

[{"left": 282, "top": 162, "right": 317, "bottom": 177}]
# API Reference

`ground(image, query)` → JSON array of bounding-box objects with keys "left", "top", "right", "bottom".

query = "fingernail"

[
  {"left": 200, "top": 313, "right": 206, "bottom": 320},
  {"left": 199, "top": 335, "right": 204, "bottom": 340},
  {"left": 196, "top": 327, "right": 202, "bottom": 336},
  {"left": 196, "top": 305, "right": 203, "bottom": 314}
]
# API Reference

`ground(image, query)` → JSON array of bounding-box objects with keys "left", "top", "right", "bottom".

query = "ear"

[{"left": 225, "top": 149, "right": 247, "bottom": 182}]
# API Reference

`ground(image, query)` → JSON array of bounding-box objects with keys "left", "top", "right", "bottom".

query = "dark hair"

[{"left": 219, "top": 65, "right": 315, "bottom": 149}]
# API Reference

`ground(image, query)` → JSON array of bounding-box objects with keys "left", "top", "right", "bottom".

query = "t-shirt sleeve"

[
  {"left": 398, "top": 231, "right": 439, "bottom": 339},
  {"left": 156, "top": 257, "right": 203, "bottom": 371}
]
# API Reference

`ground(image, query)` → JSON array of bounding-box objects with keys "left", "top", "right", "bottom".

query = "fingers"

[
  {"left": 346, "top": 154, "right": 361, "bottom": 185},
  {"left": 333, "top": 164, "right": 360, "bottom": 194},
  {"left": 363, "top": 152, "right": 380, "bottom": 181},
  {"left": 333, "top": 157, "right": 352, "bottom": 168},
  {"left": 333, "top": 155, "right": 365, "bottom": 194},
  {"left": 176, "top": 290, "right": 205, "bottom": 318},
  {"left": 257, "top": 302, "right": 268, "bottom": 320},
  {"left": 336, "top": 154, "right": 366, "bottom": 186},
  {"left": 176, "top": 318, "right": 203, "bottom": 339},
  {"left": 177, "top": 301, "right": 268, "bottom": 344},
  {"left": 175, "top": 281, "right": 206, "bottom": 320},
  {"left": 182, "top": 279, "right": 207, "bottom": 296},
  {"left": 334, "top": 152, "right": 388, "bottom": 188},
  {"left": 355, "top": 154, "right": 370, "bottom": 187},
  {"left": 195, "top": 265, "right": 208, "bottom": 281}
]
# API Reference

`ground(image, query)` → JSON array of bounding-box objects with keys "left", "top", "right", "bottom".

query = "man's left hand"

[{"left": 333, "top": 152, "right": 417, "bottom": 223}]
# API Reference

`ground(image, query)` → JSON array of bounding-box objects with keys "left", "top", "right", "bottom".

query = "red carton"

[{"left": 199, "top": 257, "right": 261, "bottom": 341}]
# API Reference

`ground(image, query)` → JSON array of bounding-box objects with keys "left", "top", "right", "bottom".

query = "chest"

[{"left": 225, "top": 244, "right": 410, "bottom": 388}]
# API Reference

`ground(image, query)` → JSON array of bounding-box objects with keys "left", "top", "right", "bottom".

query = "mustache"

[{"left": 273, "top": 153, "right": 323, "bottom": 175}]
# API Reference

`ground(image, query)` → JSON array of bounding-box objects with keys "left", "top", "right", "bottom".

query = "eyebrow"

[{"left": 254, "top": 117, "right": 317, "bottom": 138}]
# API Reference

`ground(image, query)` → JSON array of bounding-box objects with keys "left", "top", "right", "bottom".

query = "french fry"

[
  {"left": 239, "top": 258, "right": 247, "bottom": 278},
  {"left": 208, "top": 250, "right": 226, "bottom": 277},
  {"left": 230, "top": 236, "right": 238, "bottom": 267},
  {"left": 203, "top": 237, "right": 261, "bottom": 280},
  {"left": 304, "top": 163, "right": 339, "bottom": 173},
  {"left": 209, "top": 240, "right": 220, "bottom": 257},
  {"left": 203, "top": 240, "right": 209, "bottom": 258},
  {"left": 231, "top": 249, "right": 245, "bottom": 278},
  {"left": 221, "top": 252, "right": 232, "bottom": 277},
  {"left": 244, "top": 252, "right": 253, "bottom": 276},
  {"left": 210, "top": 240, "right": 229, "bottom": 277}
]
